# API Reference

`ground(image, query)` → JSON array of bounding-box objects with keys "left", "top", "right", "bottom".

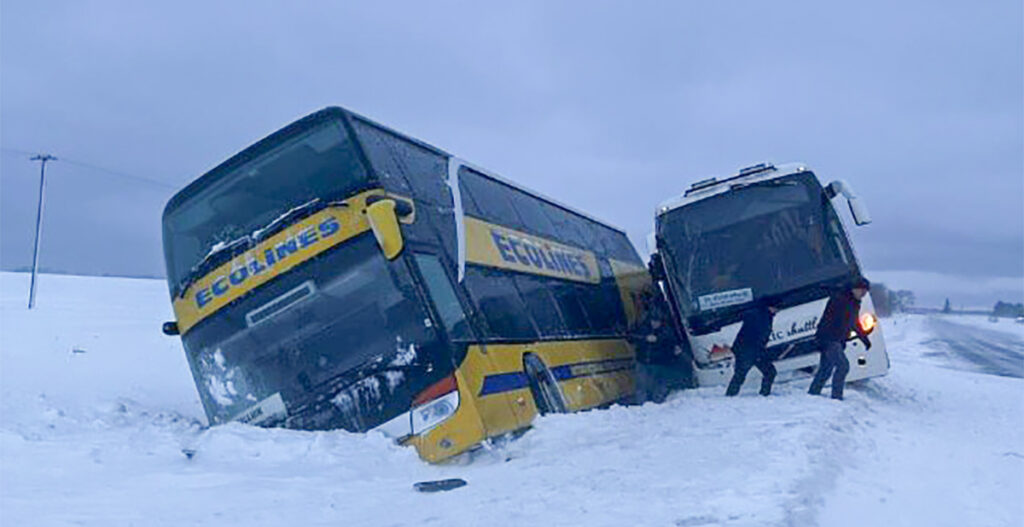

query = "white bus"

[{"left": 648, "top": 162, "right": 889, "bottom": 390}]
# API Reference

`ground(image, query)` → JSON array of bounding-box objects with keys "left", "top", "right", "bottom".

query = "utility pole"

[{"left": 28, "top": 154, "right": 57, "bottom": 309}]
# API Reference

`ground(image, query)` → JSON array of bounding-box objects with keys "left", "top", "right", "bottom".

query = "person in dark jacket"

[
  {"left": 809, "top": 277, "right": 872, "bottom": 400},
  {"left": 725, "top": 300, "right": 779, "bottom": 396}
]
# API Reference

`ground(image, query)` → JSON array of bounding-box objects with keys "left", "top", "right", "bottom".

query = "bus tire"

[{"left": 523, "top": 353, "right": 567, "bottom": 415}]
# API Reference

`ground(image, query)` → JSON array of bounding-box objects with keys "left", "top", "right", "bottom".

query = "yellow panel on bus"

[
  {"left": 464, "top": 216, "right": 601, "bottom": 284},
  {"left": 609, "top": 258, "right": 653, "bottom": 327},
  {"left": 408, "top": 338, "right": 636, "bottom": 462}
]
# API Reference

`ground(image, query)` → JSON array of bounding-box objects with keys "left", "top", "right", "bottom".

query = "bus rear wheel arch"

[{"left": 523, "top": 353, "right": 567, "bottom": 415}]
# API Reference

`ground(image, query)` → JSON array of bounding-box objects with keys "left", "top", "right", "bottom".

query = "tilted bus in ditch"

[
  {"left": 648, "top": 163, "right": 889, "bottom": 390},
  {"left": 160, "top": 107, "right": 657, "bottom": 462}
]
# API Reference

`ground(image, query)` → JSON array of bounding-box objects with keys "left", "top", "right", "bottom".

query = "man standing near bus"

[
  {"left": 809, "top": 278, "right": 872, "bottom": 400},
  {"left": 725, "top": 300, "right": 779, "bottom": 397}
]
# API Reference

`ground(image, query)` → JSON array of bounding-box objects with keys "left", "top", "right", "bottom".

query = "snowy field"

[{"left": 1, "top": 272, "right": 1022, "bottom": 527}]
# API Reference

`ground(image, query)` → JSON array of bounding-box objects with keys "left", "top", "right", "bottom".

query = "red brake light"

[
  {"left": 859, "top": 313, "right": 877, "bottom": 334},
  {"left": 413, "top": 375, "right": 457, "bottom": 407},
  {"left": 709, "top": 344, "right": 733, "bottom": 362}
]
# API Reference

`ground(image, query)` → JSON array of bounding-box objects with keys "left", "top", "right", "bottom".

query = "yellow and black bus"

[{"left": 161, "top": 106, "right": 658, "bottom": 462}]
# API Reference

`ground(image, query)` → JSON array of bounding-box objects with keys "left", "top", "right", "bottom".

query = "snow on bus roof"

[{"left": 655, "top": 162, "right": 811, "bottom": 216}]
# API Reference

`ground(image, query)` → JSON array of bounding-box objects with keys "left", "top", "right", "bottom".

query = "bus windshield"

[
  {"left": 659, "top": 174, "right": 855, "bottom": 320},
  {"left": 162, "top": 119, "right": 370, "bottom": 290},
  {"left": 191, "top": 235, "right": 436, "bottom": 428}
]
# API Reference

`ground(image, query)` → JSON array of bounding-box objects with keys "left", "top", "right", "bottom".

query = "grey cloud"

[{"left": 1, "top": 0, "right": 1021, "bottom": 306}]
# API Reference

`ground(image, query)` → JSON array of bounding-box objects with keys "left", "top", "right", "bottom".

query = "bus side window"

[
  {"left": 508, "top": 189, "right": 559, "bottom": 240},
  {"left": 414, "top": 254, "right": 471, "bottom": 340},
  {"left": 600, "top": 225, "right": 637, "bottom": 263},
  {"left": 583, "top": 261, "right": 625, "bottom": 335},
  {"left": 351, "top": 117, "right": 449, "bottom": 205},
  {"left": 349, "top": 118, "right": 414, "bottom": 195},
  {"left": 456, "top": 166, "right": 484, "bottom": 217},
  {"left": 540, "top": 202, "right": 586, "bottom": 248},
  {"left": 552, "top": 282, "right": 593, "bottom": 336},
  {"left": 464, "top": 267, "right": 539, "bottom": 340},
  {"left": 512, "top": 274, "right": 568, "bottom": 338},
  {"left": 460, "top": 169, "right": 526, "bottom": 230}
]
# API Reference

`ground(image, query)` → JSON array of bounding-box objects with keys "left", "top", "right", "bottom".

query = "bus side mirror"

[
  {"left": 366, "top": 199, "right": 405, "bottom": 260},
  {"left": 162, "top": 321, "right": 180, "bottom": 336},
  {"left": 826, "top": 180, "right": 872, "bottom": 226},
  {"left": 847, "top": 197, "right": 872, "bottom": 226},
  {"left": 366, "top": 194, "right": 414, "bottom": 220}
]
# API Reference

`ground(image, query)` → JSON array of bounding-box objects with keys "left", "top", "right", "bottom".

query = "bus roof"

[
  {"left": 655, "top": 162, "right": 812, "bottom": 217},
  {"left": 166, "top": 106, "right": 628, "bottom": 236}
]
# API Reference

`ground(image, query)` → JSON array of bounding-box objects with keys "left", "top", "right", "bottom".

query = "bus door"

[{"left": 406, "top": 249, "right": 527, "bottom": 437}]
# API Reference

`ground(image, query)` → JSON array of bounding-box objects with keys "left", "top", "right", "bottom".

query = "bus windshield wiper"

[
  {"left": 176, "top": 198, "right": 352, "bottom": 298},
  {"left": 176, "top": 236, "right": 252, "bottom": 298},
  {"left": 252, "top": 198, "right": 332, "bottom": 242},
  {"left": 252, "top": 198, "right": 321, "bottom": 242}
]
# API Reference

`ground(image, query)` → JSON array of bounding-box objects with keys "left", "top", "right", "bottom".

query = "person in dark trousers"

[
  {"left": 809, "top": 278, "right": 872, "bottom": 400},
  {"left": 725, "top": 300, "right": 779, "bottom": 396}
]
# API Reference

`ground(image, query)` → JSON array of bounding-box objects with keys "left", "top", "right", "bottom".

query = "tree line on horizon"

[
  {"left": 990, "top": 301, "right": 1024, "bottom": 318},
  {"left": 869, "top": 283, "right": 914, "bottom": 318}
]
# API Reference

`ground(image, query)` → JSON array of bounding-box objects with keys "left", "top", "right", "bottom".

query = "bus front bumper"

[{"left": 693, "top": 337, "right": 890, "bottom": 388}]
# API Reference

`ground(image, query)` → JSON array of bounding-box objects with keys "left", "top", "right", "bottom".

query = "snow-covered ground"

[{"left": 1, "top": 272, "right": 1022, "bottom": 526}]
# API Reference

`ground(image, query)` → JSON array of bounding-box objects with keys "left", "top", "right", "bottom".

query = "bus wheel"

[{"left": 523, "top": 353, "right": 567, "bottom": 415}]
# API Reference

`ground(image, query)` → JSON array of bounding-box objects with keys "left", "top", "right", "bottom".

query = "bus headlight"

[
  {"left": 411, "top": 375, "right": 460, "bottom": 435},
  {"left": 858, "top": 313, "right": 877, "bottom": 334}
]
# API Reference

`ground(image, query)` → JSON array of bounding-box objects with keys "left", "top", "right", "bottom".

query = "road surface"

[{"left": 922, "top": 316, "right": 1024, "bottom": 378}]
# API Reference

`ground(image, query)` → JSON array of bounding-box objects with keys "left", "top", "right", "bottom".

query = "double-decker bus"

[
  {"left": 160, "top": 107, "right": 656, "bottom": 462},
  {"left": 649, "top": 162, "right": 889, "bottom": 389}
]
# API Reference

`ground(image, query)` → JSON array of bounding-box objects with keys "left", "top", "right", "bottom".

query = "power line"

[
  {"left": 60, "top": 157, "right": 179, "bottom": 189},
  {"left": 1, "top": 147, "right": 181, "bottom": 189},
  {"left": 1, "top": 147, "right": 36, "bottom": 157}
]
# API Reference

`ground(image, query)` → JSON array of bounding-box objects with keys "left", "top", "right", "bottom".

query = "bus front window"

[
  {"left": 162, "top": 119, "right": 370, "bottom": 293},
  {"left": 659, "top": 174, "right": 855, "bottom": 319}
]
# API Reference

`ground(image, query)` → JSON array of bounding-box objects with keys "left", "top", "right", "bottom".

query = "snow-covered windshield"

[
  {"left": 658, "top": 173, "right": 855, "bottom": 321},
  {"left": 187, "top": 236, "right": 434, "bottom": 428},
  {"left": 162, "top": 119, "right": 369, "bottom": 289}
]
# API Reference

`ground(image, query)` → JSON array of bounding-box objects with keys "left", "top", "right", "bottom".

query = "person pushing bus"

[
  {"left": 725, "top": 299, "right": 779, "bottom": 397},
  {"left": 808, "top": 277, "right": 872, "bottom": 400}
]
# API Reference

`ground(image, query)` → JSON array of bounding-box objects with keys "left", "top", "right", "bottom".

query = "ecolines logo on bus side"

[
  {"left": 463, "top": 216, "right": 599, "bottom": 284},
  {"left": 489, "top": 230, "right": 592, "bottom": 280},
  {"left": 193, "top": 216, "right": 341, "bottom": 309}
]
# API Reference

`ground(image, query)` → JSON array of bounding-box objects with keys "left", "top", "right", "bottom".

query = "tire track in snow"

[
  {"left": 779, "top": 369, "right": 928, "bottom": 526},
  {"left": 779, "top": 397, "right": 871, "bottom": 526}
]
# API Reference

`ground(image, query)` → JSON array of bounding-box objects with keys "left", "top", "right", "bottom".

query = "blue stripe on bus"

[
  {"left": 550, "top": 365, "right": 573, "bottom": 381},
  {"left": 478, "top": 358, "right": 634, "bottom": 397},
  {"left": 479, "top": 371, "right": 530, "bottom": 396}
]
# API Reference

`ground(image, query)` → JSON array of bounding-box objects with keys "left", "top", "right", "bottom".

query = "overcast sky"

[{"left": 2, "top": 1, "right": 1021, "bottom": 307}]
